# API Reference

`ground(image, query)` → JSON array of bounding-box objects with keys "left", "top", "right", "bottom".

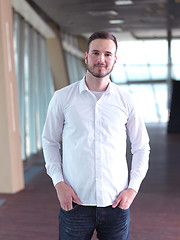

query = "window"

[
  {"left": 111, "top": 40, "right": 171, "bottom": 123},
  {"left": 13, "top": 12, "right": 54, "bottom": 160}
]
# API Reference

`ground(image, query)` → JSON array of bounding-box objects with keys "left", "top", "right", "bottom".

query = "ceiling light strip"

[{"left": 115, "top": 0, "right": 133, "bottom": 5}]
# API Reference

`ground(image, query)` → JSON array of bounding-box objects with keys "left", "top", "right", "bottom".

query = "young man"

[{"left": 42, "top": 31, "right": 150, "bottom": 240}]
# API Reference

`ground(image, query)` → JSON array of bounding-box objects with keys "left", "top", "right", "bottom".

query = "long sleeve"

[
  {"left": 126, "top": 105, "right": 150, "bottom": 192},
  {"left": 42, "top": 92, "right": 64, "bottom": 186}
]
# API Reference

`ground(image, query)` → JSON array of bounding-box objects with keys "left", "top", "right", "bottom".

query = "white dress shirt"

[{"left": 42, "top": 78, "right": 150, "bottom": 207}]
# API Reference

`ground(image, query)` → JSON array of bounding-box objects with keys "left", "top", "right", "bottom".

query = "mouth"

[{"left": 95, "top": 64, "right": 106, "bottom": 69}]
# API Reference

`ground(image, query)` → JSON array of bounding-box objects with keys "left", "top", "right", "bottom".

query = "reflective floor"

[
  {"left": 130, "top": 123, "right": 180, "bottom": 240},
  {"left": 0, "top": 123, "right": 180, "bottom": 240}
]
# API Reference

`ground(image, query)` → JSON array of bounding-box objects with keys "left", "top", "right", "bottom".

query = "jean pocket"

[
  {"left": 61, "top": 202, "right": 79, "bottom": 213},
  {"left": 117, "top": 206, "right": 129, "bottom": 212}
]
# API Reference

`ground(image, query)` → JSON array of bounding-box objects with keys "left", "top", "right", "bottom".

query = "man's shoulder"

[
  {"left": 111, "top": 82, "right": 132, "bottom": 99},
  {"left": 55, "top": 79, "right": 82, "bottom": 97}
]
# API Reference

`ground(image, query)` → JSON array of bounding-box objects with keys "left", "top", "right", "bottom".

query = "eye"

[{"left": 105, "top": 53, "right": 112, "bottom": 57}]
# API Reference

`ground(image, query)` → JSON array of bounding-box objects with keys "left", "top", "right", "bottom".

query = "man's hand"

[
  {"left": 112, "top": 188, "right": 137, "bottom": 209},
  {"left": 55, "top": 181, "right": 82, "bottom": 211}
]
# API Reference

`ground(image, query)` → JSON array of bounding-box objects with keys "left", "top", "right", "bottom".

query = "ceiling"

[{"left": 26, "top": 0, "right": 180, "bottom": 40}]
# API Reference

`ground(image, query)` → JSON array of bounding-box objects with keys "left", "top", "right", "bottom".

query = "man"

[{"left": 42, "top": 31, "right": 150, "bottom": 240}]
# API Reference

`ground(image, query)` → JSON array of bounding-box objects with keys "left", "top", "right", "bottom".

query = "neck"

[{"left": 85, "top": 72, "right": 110, "bottom": 92}]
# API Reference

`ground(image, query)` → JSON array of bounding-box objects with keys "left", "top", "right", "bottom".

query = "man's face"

[{"left": 85, "top": 39, "right": 117, "bottom": 78}]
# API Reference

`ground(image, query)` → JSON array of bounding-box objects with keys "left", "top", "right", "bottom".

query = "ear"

[
  {"left": 114, "top": 56, "right": 117, "bottom": 64},
  {"left": 85, "top": 52, "right": 88, "bottom": 64}
]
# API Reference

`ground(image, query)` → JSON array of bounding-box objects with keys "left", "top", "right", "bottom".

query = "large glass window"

[
  {"left": 64, "top": 51, "right": 85, "bottom": 84},
  {"left": 62, "top": 33, "right": 86, "bottom": 84},
  {"left": 128, "top": 83, "right": 168, "bottom": 123},
  {"left": 111, "top": 39, "right": 174, "bottom": 123},
  {"left": 112, "top": 40, "right": 168, "bottom": 83},
  {"left": 13, "top": 12, "right": 54, "bottom": 160}
]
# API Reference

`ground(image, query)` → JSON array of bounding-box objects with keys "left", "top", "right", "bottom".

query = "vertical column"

[
  {"left": 167, "top": 29, "right": 172, "bottom": 110},
  {"left": 168, "top": 80, "right": 180, "bottom": 133},
  {"left": 77, "top": 35, "right": 87, "bottom": 70},
  {"left": 0, "top": 0, "right": 24, "bottom": 192},
  {"left": 46, "top": 37, "right": 69, "bottom": 90}
]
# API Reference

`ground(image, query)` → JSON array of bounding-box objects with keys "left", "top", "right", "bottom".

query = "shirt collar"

[
  {"left": 79, "top": 77, "right": 116, "bottom": 95},
  {"left": 105, "top": 81, "right": 116, "bottom": 95},
  {"left": 79, "top": 77, "right": 89, "bottom": 93}
]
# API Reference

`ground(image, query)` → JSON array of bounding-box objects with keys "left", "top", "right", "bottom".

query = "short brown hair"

[{"left": 88, "top": 31, "right": 118, "bottom": 53}]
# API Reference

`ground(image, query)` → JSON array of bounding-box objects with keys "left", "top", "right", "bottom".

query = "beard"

[{"left": 87, "top": 62, "right": 115, "bottom": 78}]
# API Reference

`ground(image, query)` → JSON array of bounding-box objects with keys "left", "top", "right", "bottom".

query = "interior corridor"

[{"left": 0, "top": 123, "right": 180, "bottom": 240}]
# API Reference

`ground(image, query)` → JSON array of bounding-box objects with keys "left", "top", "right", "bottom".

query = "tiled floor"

[{"left": 0, "top": 123, "right": 180, "bottom": 240}]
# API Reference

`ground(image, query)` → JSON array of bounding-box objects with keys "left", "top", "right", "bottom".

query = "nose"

[{"left": 97, "top": 54, "right": 105, "bottom": 63}]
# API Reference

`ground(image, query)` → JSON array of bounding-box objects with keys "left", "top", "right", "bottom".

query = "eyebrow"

[{"left": 91, "top": 50, "right": 114, "bottom": 55}]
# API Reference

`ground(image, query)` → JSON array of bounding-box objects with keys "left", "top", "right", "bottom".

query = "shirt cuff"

[
  {"left": 128, "top": 179, "right": 142, "bottom": 193},
  {"left": 51, "top": 172, "right": 64, "bottom": 186}
]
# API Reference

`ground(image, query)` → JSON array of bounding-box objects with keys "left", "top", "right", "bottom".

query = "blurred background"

[{"left": 0, "top": 0, "right": 180, "bottom": 239}]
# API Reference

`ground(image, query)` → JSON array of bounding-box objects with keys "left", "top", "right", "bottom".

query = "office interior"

[{"left": 0, "top": 0, "right": 180, "bottom": 239}]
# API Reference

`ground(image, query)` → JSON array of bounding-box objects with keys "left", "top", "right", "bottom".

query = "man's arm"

[
  {"left": 42, "top": 92, "right": 82, "bottom": 209},
  {"left": 126, "top": 97, "right": 150, "bottom": 191},
  {"left": 42, "top": 92, "right": 64, "bottom": 186},
  {"left": 112, "top": 99, "right": 150, "bottom": 209}
]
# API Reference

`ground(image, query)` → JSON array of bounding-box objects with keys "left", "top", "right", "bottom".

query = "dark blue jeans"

[{"left": 59, "top": 203, "right": 130, "bottom": 240}]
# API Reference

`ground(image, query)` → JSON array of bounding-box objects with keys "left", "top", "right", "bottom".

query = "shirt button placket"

[{"left": 94, "top": 102, "right": 103, "bottom": 206}]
